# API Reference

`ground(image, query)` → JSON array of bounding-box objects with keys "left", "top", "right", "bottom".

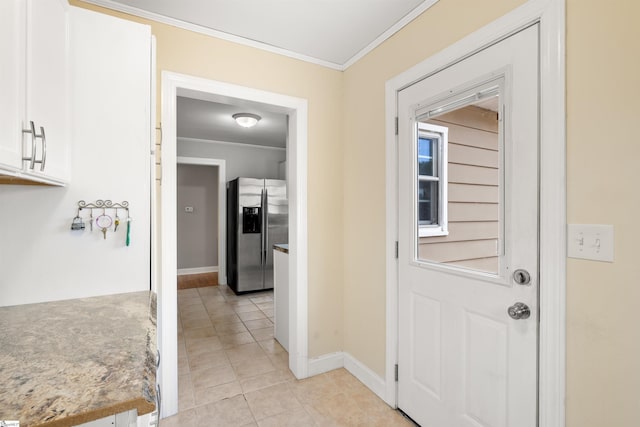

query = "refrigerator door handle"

[
  {"left": 264, "top": 187, "right": 269, "bottom": 263},
  {"left": 260, "top": 188, "right": 265, "bottom": 266}
]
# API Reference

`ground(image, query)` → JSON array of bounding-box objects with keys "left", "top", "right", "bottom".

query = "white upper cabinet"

[
  {"left": 0, "top": 0, "right": 25, "bottom": 173},
  {"left": 0, "top": 0, "right": 69, "bottom": 185}
]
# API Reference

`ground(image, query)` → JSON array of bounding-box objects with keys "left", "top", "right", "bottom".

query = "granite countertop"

[
  {"left": 0, "top": 291, "right": 157, "bottom": 427},
  {"left": 273, "top": 243, "right": 289, "bottom": 254}
]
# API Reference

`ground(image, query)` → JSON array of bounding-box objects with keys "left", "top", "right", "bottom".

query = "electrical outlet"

[
  {"left": 184, "top": 206, "right": 194, "bottom": 213},
  {"left": 567, "top": 224, "right": 614, "bottom": 262}
]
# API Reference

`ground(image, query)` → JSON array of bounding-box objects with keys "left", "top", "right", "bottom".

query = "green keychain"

[{"left": 126, "top": 216, "right": 132, "bottom": 246}]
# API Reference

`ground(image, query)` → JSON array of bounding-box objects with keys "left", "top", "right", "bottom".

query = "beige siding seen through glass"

[{"left": 418, "top": 102, "right": 500, "bottom": 274}]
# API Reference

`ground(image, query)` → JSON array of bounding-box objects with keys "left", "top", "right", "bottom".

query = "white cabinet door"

[
  {"left": 77, "top": 415, "right": 116, "bottom": 427},
  {"left": 0, "top": 0, "right": 69, "bottom": 184},
  {"left": 135, "top": 412, "right": 153, "bottom": 427},
  {"left": 24, "top": 0, "right": 69, "bottom": 182},
  {"left": 76, "top": 410, "right": 141, "bottom": 427},
  {"left": 0, "top": 0, "right": 25, "bottom": 172}
]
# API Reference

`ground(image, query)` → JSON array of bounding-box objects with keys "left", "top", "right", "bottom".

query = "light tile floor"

[{"left": 160, "top": 284, "right": 414, "bottom": 427}]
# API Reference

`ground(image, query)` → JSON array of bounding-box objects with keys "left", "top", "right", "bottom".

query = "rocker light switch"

[
  {"left": 184, "top": 206, "right": 194, "bottom": 213},
  {"left": 567, "top": 224, "right": 614, "bottom": 262}
]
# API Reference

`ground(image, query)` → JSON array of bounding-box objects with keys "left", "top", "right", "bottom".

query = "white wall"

[
  {"left": 177, "top": 137, "right": 285, "bottom": 182},
  {"left": 0, "top": 8, "right": 151, "bottom": 307},
  {"left": 177, "top": 164, "right": 218, "bottom": 270}
]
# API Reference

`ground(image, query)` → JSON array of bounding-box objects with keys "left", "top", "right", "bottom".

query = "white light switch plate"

[
  {"left": 567, "top": 224, "right": 614, "bottom": 262},
  {"left": 184, "top": 206, "right": 194, "bottom": 213}
]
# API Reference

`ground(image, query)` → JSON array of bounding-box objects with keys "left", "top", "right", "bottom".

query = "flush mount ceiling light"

[{"left": 232, "top": 113, "right": 261, "bottom": 128}]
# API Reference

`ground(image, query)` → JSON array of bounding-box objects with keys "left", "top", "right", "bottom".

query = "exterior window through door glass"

[
  {"left": 417, "top": 128, "right": 445, "bottom": 231},
  {"left": 415, "top": 89, "right": 501, "bottom": 275}
]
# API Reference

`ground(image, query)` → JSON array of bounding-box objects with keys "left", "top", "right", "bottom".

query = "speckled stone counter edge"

[
  {"left": 273, "top": 243, "right": 289, "bottom": 254},
  {"left": 36, "top": 397, "right": 155, "bottom": 427}
]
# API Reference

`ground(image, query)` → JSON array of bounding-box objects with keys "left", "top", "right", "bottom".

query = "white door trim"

[
  {"left": 176, "top": 156, "right": 227, "bottom": 284},
  {"left": 159, "top": 71, "right": 309, "bottom": 417},
  {"left": 384, "top": 1, "right": 566, "bottom": 426}
]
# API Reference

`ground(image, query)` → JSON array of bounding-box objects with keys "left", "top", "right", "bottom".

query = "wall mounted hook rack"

[
  {"left": 72, "top": 200, "right": 132, "bottom": 246},
  {"left": 78, "top": 200, "right": 129, "bottom": 211}
]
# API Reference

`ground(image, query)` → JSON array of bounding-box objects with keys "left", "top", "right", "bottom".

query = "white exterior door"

[{"left": 397, "top": 25, "right": 539, "bottom": 427}]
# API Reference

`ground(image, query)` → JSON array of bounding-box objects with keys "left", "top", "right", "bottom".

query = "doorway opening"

[
  {"left": 176, "top": 157, "right": 226, "bottom": 290},
  {"left": 158, "top": 72, "right": 309, "bottom": 418}
]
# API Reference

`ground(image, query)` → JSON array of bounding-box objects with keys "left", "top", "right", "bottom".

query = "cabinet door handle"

[
  {"left": 156, "top": 383, "right": 162, "bottom": 418},
  {"left": 33, "top": 126, "right": 46, "bottom": 171},
  {"left": 39, "top": 126, "right": 46, "bottom": 171},
  {"left": 22, "top": 121, "right": 37, "bottom": 170}
]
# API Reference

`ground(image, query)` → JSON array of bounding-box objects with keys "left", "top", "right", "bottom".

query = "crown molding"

[
  {"left": 342, "top": 0, "right": 439, "bottom": 69},
  {"left": 80, "top": 0, "right": 439, "bottom": 71}
]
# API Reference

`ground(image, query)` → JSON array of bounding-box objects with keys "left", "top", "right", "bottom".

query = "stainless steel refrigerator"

[{"left": 227, "top": 178, "right": 288, "bottom": 293}]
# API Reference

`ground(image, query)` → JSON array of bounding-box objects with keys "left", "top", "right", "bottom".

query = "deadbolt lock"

[{"left": 513, "top": 269, "right": 531, "bottom": 285}]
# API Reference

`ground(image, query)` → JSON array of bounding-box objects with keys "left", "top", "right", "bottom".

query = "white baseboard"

[
  {"left": 177, "top": 266, "right": 219, "bottom": 276},
  {"left": 343, "top": 352, "right": 388, "bottom": 403},
  {"left": 307, "top": 352, "right": 344, "bottom": 377},
  {"left": 306, "top": 351, "right": 388, "bottom": 405}
]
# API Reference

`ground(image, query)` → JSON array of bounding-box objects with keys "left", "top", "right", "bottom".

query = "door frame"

[
  {"left": 384, "top": 0, "right": 566, "bottom": 426},
  {"left": 159, "top": 71, "right": 309, "bottom": 417},
  {"left": 176, "top": 157, "right": 226, "bottom": 282}
]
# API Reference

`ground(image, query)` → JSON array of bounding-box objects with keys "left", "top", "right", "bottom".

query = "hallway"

[{"left": 160, "top": 284, "right": 413, "bottom": 426}]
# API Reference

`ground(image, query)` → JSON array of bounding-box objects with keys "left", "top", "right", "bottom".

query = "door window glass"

[{"left": 415, "top": 87, "right": 501, "bottom": 275}]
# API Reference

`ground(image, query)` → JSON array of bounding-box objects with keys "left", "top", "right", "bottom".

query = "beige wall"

[
  {"left": 69, "top": 0, "right": 345, "bottom": 358},
  {"left": 566, "top": 1, "right": 640, "bottom": 426},
  {"left": 71, "top": 0, "right": 640, "bottom": 424}
]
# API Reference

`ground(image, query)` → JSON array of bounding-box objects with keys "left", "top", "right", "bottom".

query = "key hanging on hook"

[
  {"left": 95, "top": 208, "right": 112, "bottom": 240},
  {"left": 114, "top": 208, "right": 121, "bottom": 232}
]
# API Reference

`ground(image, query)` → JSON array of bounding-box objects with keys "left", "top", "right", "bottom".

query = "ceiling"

[
  {"left": 177, "top": 97, "right": 288, "bottom": 148},
  {"left": 82, "top": 0, "right": 435, "bottom": 68}
]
